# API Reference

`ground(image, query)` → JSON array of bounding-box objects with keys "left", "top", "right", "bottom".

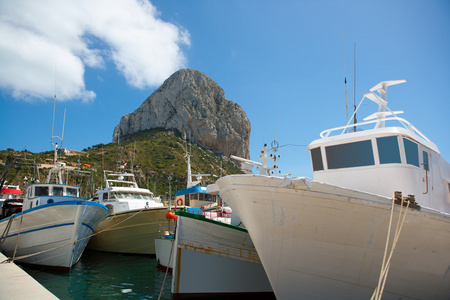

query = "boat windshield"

[
  {"left": 35, "top": 186, "right": 49, "bottom": 196},
  {"left": 66, "top": 188, "right": 78, "bottom": 197},
  {"left": 185, "top": 193, "right": 213, "bottom": 201},
  {"left": 115, "top": 192, "right": 152, "bottom": 201},
  {"left": 311, "top": 135, "right": 422, "bottom": 171},
  {"left": 53, "top": 186, "right": 64, "bottom": 196}
]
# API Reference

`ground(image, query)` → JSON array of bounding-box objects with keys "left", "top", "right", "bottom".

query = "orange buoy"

[{"left": 166, "top": 211, "right": 177, "bottom": 220}]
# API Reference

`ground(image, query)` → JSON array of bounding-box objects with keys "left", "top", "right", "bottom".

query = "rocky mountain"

[{"left": 112, "top": 69, "right": 250, "bottom": 159}]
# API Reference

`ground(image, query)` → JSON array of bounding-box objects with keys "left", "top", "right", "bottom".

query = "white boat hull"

[
  {"left": 216, "top": 175, "right": 450, "bottom": 300},
  {"left": 87, "top": 207, "right": 168, "bottom": 254},
  {"left": 155, "top": 237, "right": 174, "bottom": 271},
  {"left": 171, "top": 212, "right": 274, "bottom": 299},
  {"left": 0, "top": 201, "right": 108, "bottom": 269}
]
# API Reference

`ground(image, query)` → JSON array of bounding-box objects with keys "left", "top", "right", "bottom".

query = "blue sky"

[{"left": 1, "top": 0, "right": 449, "bottom": 178}]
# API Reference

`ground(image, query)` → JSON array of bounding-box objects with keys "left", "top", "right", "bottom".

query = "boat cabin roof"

[{"left": 174, "top": 186, "right": 207, "bottom": 197}]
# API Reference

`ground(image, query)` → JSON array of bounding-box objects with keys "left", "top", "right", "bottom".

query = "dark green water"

[{"left": 22, "top": 251, "right": 172, "bottom": 300}]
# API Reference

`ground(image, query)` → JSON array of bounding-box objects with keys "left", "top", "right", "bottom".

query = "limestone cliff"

[{"left": 113, "top": 69, "right": 250, "bottom": 159}]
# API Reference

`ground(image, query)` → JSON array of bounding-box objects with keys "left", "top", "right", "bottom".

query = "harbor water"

[{"left": 22, "top": 250, "right": 172, "bottom": 300}]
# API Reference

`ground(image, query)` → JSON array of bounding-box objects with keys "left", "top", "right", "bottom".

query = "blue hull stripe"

[
  {"left": 0, "top": 201, "right": 108, "bottom": 224},
  {"left": 4, "top": 222, "right": 74, "bottom": 238},
  {"left": 3, "top": 221, "right": 96, "bottom": 239},
  {"left": 82, "top": 222, "right": 95, "bottom": 233}
]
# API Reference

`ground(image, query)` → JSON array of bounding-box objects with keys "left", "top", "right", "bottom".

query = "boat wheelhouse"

[
  {"left": 173, "top": 185, "right": 216, "bottom": 208},
  {"left": 23, "top": 181, "right": 80, "bottom": 209},
  {"left": 308, "top": 80, "right": 449, "bottom": 213},
  {"left": 93, "top": 171, "right": 163, "bottom": 214}
]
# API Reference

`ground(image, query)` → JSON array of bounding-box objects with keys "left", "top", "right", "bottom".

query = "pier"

[{"left": 0, "top": 253, "right": 58, "bottom": 299}]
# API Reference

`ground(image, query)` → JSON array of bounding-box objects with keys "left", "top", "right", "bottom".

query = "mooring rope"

[
  {"left": 0, "top": 215, "right": 14, "bottom": 245},
  {"left": 371, "top": 194, "right": 410, "bottom": 300},
  {"left": 12, "top": 208, "right": 25, "bottom": 261},
  {"left": 1, "top": 204, "right": 148, "bottom": 263}
]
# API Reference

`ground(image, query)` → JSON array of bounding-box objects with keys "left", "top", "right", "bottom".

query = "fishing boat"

[
  {"left": 215, "top": 80, "right": 450, "bottom": 299},
  {"left": 155, "top": 150, "right": 235, "bottom": 271},
  {"left": 0, "top": 144, "right": 109, "bottom": 270},
  {"left": 0, "top": 185, "right": 22, "bottom": 204},
  {"left": 164, "top": 146, "right": 281, "bottom": 299},
  {"left": 0, "top": 185, "right": 23, "bottom": 218},
  {"left": 87, "top": 169, "right": 168, "bottom": 254},
  {"left": 154, "top": 195, "right": 232, "bottom": 273},
  {"left": 170, "top": 210, "right": 274, "bottom": 300}
]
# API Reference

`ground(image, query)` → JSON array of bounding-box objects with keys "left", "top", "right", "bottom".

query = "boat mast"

[{"left": 368, "top": 80, "right": 406, "bottom": 128}]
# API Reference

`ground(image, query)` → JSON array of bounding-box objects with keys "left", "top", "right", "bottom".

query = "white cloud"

[{"left": 0, "top": 0, "right": 190, "bottom": 102}]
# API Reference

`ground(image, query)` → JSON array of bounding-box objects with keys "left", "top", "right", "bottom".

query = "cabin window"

[
  {"left": 199, "top": 193, "right": 205, "bottom": 201},
  {"left": 377, "top": 136, "right": 401, "bottom": 164},
  {"left": 131, "top": 193, "right": 143, "bottom": 200},
  {"left": 423, "top": 151, "right": 429, "bottom": 171},
  {"left": 142, "top": 195, "right": 151, "bottom": 201},
  {"left": 310, "top": 147, "right": 324, "bottom": 171},
  {"left": 190, "top": 193, "right": 198, "bottom": 200},
  {"left": 117, "top": 192, "right": 133, "bottom": 200},
  {"left": 403, "top": 138, "right": 419, "bottom": 167},
  {"left": 326, "top": 140, "right": 374, "bottom": 169},
  {"left": 66, "top": 188, "right": 77, "bottom": 197},
  {"left": 35, "top": 186, "right": 49, "bottom": 196},
  {"left": 53, "top": 186, "right": 64, "bottom": 196}
]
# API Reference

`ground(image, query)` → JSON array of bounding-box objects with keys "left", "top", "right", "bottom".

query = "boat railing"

[
  {"left": 203, "top": 208, "right": 232, "bottom": 224},
  {"left": 158, "top": 218, "right": 176, "bottom": 237},
  {"left": 319, "top": 116, "right": 431, "bottom": 143},
  {"left": 106, "top": 179, "right": 139, "bottom": 188}
]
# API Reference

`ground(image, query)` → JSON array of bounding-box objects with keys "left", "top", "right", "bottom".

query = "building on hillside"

[{"left": 60, "top": 148, "right": 88, "bottom": 157}]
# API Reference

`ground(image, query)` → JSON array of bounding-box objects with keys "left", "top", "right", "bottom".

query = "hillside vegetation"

[{"left": 0, "top": 129, "right": 244, "bottom": 199}]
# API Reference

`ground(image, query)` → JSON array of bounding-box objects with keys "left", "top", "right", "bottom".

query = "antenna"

[
  {"left": 50, "top": 95, "right": 65, "bottom": 149},
  {"left": 353, "top": 42, "right": 357, "bottom": 132},
  {"left": 340, "top": 11, "right": 348, "bottom": 125},
  {"left": 61, "top": 108, "right": 66, "bottom": 144},
  {"left": 51, "top": 95, "right": 56, "bottom": 146}
]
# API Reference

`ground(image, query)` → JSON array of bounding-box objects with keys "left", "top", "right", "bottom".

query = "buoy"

[{"left": 166, "top": 211, "right": 177, "bottom": 220}]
